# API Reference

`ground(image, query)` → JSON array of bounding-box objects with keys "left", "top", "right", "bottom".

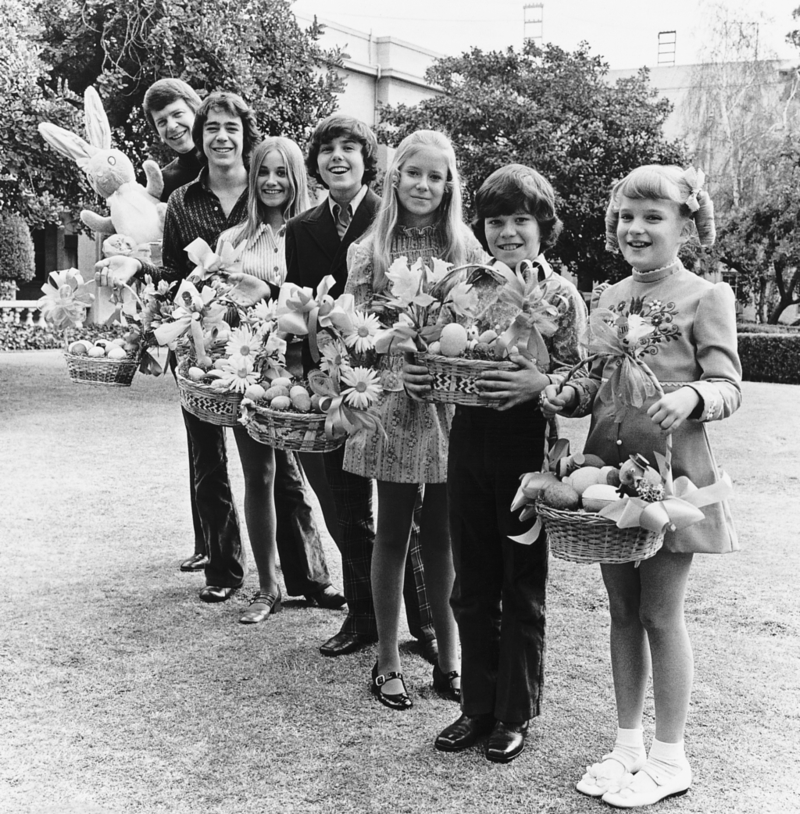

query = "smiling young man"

[
  {"left": 96, "top": 92, "right": 258, "bottom": 602},
  {"left": 284, "top": 115, "right": 438, "bottom": 660}
]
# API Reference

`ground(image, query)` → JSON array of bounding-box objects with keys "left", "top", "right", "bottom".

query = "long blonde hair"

[
  {"left": 368, "top": 130, "right": 469, "bottom": 291},
  {"left": 232, "top": 137, "right": 311, "bottom": 245}
]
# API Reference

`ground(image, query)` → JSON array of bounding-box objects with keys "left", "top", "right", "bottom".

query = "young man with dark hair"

[{"left": 285, "top": 114, "right": 437, "bottom": 659}]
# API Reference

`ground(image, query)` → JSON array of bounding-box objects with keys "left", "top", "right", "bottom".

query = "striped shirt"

[
  {"left": 218, "top": 222, "right": 287, "bottom": 286},
  {"left": 137, "top": 169, "right": 248, "bottom": 286}
]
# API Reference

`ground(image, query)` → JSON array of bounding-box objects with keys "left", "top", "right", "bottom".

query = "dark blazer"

[{"left": 285, "top": 189, "right": 381, "bottom": 298}]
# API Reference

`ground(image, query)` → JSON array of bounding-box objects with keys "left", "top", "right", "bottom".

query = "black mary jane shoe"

[
  {"left": 371, "top": 662, "right": 412, "bottom": 711},
  {"left": 432, "top": 663, "right": 461, "bottom": 702}
]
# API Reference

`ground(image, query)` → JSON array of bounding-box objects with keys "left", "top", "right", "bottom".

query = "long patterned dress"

[{"left": 342, "top": 222, "right": 486, "bottom": 483}]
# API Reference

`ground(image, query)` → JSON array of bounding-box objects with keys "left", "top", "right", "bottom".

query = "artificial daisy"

[
  {"left": 225, "top": 326, "right": 259, "bottom": 364},
  {"left": 343, "top": 311, "right": 380, "bottom": 354},
  {"left": 214, "top": 356, "right": 259, "bottom": 393},
  {"left": 319, "top": 339, "right": 349, "bottom": 380},
  {"left": 340, "top": 366, "right": 383, "bottom": 410}
]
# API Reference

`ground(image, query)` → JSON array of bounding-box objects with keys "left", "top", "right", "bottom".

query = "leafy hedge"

[
  {"left": 0, "top": 323, "right": 128, "bottom": 352},
  {"left": 0, "top": 213, "right": 35, "bottom": 283},
  {"left": 737, "top": 332, "right": 800, "bottom": 384}
]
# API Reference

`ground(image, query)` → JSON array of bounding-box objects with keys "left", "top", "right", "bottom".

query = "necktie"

[{"left": 334, "top": 203, "right": 352, "bottom": 238}]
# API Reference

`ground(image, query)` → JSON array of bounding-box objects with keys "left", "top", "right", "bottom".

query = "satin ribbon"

[
  {"left": 153, "top": 280, "right": 226, "bottom": 367},
  {"left": 683, "top": 167, "right": 705, "bottom": 213},
  {"left": 184, "top": 238, "right": 244, "bottom": 281},
  {"left": 307, "top": 370, "right": 386, "bottom": 440},
  {"left": 38, "top": 269, "right": 95, "bottom": 330},
  {"left": 276, "top": 275, "right": 336, "bottom": 362}
]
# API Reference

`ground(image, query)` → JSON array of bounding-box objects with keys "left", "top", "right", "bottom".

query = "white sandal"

[
  {"left": 601, "top": 763, "right": 691, "bottom": 809},
  {"left": 576, "top": 751, "right": 646, "bottom": 797}
]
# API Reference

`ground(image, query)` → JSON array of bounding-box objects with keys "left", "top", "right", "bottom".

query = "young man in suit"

[{"left": 285, "top": 115, "right": 437, "bottom": 660}]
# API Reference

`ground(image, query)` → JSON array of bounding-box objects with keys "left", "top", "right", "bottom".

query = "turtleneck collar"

[{"left": 632, "top": 258, "right": 682, "bottom": 284}]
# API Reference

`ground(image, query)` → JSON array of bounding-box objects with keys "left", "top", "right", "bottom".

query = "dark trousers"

[
  {"left": 274, "top": 449, "right": 331, "bottom": 596},
  {"left": 448, "top": 404, "right": 549, "bottom": 723},
  {"left": 183, "top": 407, "right": 245, "bottom": 589},
  {"left": 323, "top": 444, "right": 435, "bottom": 641}
]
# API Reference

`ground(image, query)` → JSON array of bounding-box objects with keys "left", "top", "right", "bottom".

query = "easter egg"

[
  {"left": 271, "top": 377, "right": 293, "bottom": 390},
  {"left": 94, "top": 339, "right": 111, "bottom": 348},
  {"left": 87, "top": 346, "right": 106, "bottom": 358},
  {"left": 213, "top": 358, "right": 230, "bottom": 370},
  {"left": 269, "top": 395, "right": 291, "bottom": 411},
  {"left": 289, "top": 385, "right": 309, "bottom": 399},
  {"left": 68, "top": 340, "right": 89, "bottom": 355},
  {"left": 541, "top": 482, "right": 581, "bottom": 511},
  {"left": 439, "top": 323, "right": 469, "bottom": 357},
  {"left": 310, "top": 394, "right": 323, "bottom": 412},
  {"left": 109, "top": 337, "right": 126, "bottom": 347},
  {"left": 265, "top": 385, "right": 290, "bottom": 401},
  {"left": 581, "top": 483, "right": 622, "bottom": 513},
  {"left": 427, "top": 341, "right": 441, "bottom": 354},
  {"left": 244, "top": 384, "right": 266, "bottom": 401},
  {"left": 291, "top": 392, "right": 312, "bottom": 412},
  {"left": 477, "top": 329, "right": 498, "bottom": 344},
  {"left": 187, "top": 366, "right": 206, "bottom": 381},
  {"left": 107, "top": 346, "right": 128, "bottom": 360},
  {"left": 566, "top": 466, "right": 603, "bottom": 496},
  {"left": 599, "top": 466, "right": 621, "bottom": 486}
]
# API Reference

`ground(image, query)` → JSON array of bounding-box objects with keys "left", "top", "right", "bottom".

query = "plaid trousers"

[{"left": 323, "top": 445, "right": 435, "bottom": 640}]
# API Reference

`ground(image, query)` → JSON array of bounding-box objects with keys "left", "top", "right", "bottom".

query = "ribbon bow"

[
  {"left": 153, "top": 279, "right": 227, "bottom": 367},
  {"left": 38, "top": 269, "right": 95, "bottom": 330},
  {"left": 307, "top": 370, "right": 385, "bottom": 440},
  {"left": 185, "top": 238, "right": 244, "bottom": 281},
  {"left": 276, "top": 276, "right": 336, "bottom": 362},
  {"left": 598, "top": 449, "right": 733, "bottom": 534},
  {"left": 683, "top": 167, "right": 705, "bottom": 213}
]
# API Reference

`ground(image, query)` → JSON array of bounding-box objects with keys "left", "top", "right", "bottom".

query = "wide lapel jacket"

[{"left": 285, "top": 189, "right": 380, "bottom": 297}]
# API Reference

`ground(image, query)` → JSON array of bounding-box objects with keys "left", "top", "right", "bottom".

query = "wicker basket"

[
  {"left": 176, "top": 364, "right": 243, "bottom": 427},
  {"left": 64, "top": 350, "right": 139, "bottom": 387},
  {"left": 245, "top": 405, "right": 344, "bottom": 453},
  {"left": 536, "top": 500, "right": 664, "bottom": 564},
  {"left": 416, "top": 352, "right": 518, "bottom": 406}
]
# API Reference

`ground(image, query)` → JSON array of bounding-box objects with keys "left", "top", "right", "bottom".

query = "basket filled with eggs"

[{"left": 64, "top": 335, "right": 141, "bottom": 387}]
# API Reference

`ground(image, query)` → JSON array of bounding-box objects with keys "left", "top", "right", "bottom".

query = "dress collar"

[{"left": 632, "top": 258, "right": 682, "bottom": 283}]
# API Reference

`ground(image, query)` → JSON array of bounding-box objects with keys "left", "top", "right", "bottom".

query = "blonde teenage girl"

[
  {"left": 541, "top": 165, "right": 741, "bottom": 807},
  {"left": 344, "top": 130, "right": 486, "bottom": 709}
]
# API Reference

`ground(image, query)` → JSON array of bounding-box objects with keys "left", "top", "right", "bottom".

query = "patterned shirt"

[
  {"left": 218, "top": 222, "right": 287, "bottom": 286},
  {"left": 137, "top": 169, "right": 248, "bottom": 286}
]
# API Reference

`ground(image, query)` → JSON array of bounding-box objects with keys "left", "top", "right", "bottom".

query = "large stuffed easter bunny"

[{"left": 38, "top": 86, "right": 167, "bottom": 251}]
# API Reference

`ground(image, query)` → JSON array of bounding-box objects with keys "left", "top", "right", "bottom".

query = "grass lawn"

[{"left": 1, "top": 350, "right": 798, "bottom": 814}]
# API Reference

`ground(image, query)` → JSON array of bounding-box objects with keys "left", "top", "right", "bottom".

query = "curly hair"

[
  {"left": 192, "top": 91, "right": 261, "bottom": 169},
  {"left": 604, "top": 165, "right": 716, "bottom": 251},
  {"left": 305, "top": 114, "right": 378, "bottom": 187},
  {"left": 472, "top": 163, "right": 563, "bottom": 253}
]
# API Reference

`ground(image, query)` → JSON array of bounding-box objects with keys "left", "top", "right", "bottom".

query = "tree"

[
  {"left": 377, "top": 41, "right": 686, "bottom": 290},
  {"left": 714, "top": 142, "right": 800, "bottom": 323},
  {"left": 35, "top": 0, "right": 344, "bottom": 166},
  {"left": 0, "top": 0, "right": 90, "bottom": 228}
]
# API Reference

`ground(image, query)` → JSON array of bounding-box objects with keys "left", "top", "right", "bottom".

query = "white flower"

[
  {"left": 215, "top": 357, "right": 258, "bottom": 393},
  {"left": 427, "top": 257, "right": 452, "bottom": 287},
  {"left": 385, "top": 256, "right": 423, "bottom": 306},
  {"left": 340, "top": 366, "right": 383, "bottom": 409},
  {"left": 445, "top": 281, "right": 478, "bottom": 317},
  {"left": 225, "top": 326, "right": 259, "bottom": 365},
  {"left": 343, "top": 311, "right": 380, "bottom": 353},
  {"left": 319, "top": 339, "right": 349, "bottom": 380},
  {"left": 622, "top": 313, "right": 655, "bottom": 347}
]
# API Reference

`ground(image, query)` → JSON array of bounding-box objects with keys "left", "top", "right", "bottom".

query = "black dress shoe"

[
  {"left": 371, "top": 662, "right": 412, "bottom": 710},
  {"left": 432, "top": 663, "right": 461, "bottom": 702},
  {"left": 180, "top": 553, "right": 209, "bottom": 572},
  {"left": 239, "top": 589, "right": 282, "bottom": 624},
  {"left": 486, "top": 719, "right": 529, "bottom": 763},
  {"left": 319, "top": 631, "right": 376, "bottom": 657},
  {"left": 434, "top": 713, "right": 494, "bottom": 752},
  {"left": 305, "top": 585, "right": 347, "bottom": 609},
  {"left": 198, "top": 585, "right": 238, "bottom": 603},
  {"left": 420, "top": 637, "right": 439, "bottom": 665}
]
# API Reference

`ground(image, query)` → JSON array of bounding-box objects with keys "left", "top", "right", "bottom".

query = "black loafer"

[
  {"left": 180, "top": 553, "right": 209, "bottom": 572},
  {"left": 371, "top": 662, "right": 412, "bottom": 711},
  {"left": 434, "top": 713, "right": 494, "bottom": 752},
  {"left": 198, "top": 585, "right": 238, "bottom": 603},
  {"left": 305, "top": 585, "right": 347, "bottom": 609},
  {"left": 319, "top": 631, "right": 376, "bottom": 657},
  {"left": 486, "top": 720, "right": 529, "bottom": 763}
]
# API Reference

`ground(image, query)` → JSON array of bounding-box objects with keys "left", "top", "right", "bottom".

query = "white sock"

[
  {"left": 645, "top": 738, "right": 690, "bottom": 779},
  {"left": 608, "top": 727, "right": 646, "bottom": 772}
]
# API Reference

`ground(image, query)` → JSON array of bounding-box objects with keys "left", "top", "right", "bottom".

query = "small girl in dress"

[
  {"left": 405, "top": 164, "right": 586, "bottom": 761},
  {"left": 343, "top": 129, "right": 485, "bottom": 709},
  {"left": 541, "top": 165, "right": 741, "bottom": 807}
]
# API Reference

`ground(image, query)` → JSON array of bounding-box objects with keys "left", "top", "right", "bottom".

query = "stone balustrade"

[{"left": 0, "top": 301, "right": 46, "bottom": 327}]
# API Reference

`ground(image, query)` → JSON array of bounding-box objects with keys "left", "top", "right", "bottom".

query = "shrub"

[
  {"left": 737, "top": 322, "right": 800, "bottom": 334},
  {"left": 0, "top": 322, "right": 129, "bottom": 352},
  {"left": 737, "top": 333, "right": 800, "bottom": 384},
  {"left": 0, "top": 213, "right": 35, "bottom": 283}
]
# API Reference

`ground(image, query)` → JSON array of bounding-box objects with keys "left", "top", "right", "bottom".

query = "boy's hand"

[
  {"left": 94, "top": 256, "right": 142, "bottom": 287},
  {"left": 647, "top": 387, "right": 700, "bottom": 431},
  {"left": 539, "top": 383, "right": 577, "bottom": 417},
  {"left": 402, "top": 353, "right": 432, "bottom": 402},
  {"left": 477, "top": 353, "right": 549, "bottom": 411}
]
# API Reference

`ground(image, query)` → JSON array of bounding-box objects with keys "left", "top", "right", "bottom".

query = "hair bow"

[
  {"left": 683, "top": 167, "right": 705, "bottom": 213},
  {"left": 38, "top": 269, "right": 95, "bottom": 330}
]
